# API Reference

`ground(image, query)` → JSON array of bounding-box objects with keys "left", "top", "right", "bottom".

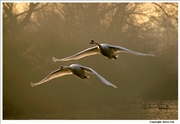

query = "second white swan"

[{"left": 31, "top": 64, "right": 117, "bottom": 88}]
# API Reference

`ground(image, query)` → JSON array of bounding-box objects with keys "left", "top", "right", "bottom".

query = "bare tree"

[{"left": 3, "top": 3, "right": 48, "bottom": 34}]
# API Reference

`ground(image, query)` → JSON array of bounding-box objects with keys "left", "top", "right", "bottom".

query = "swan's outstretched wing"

[
  {"left": 31, "top": 68, "right": 72, "bottom": 87},
  {"left": 52, "top": 46, "right": 100, "bottom": 62},
  {"left": 108, "top": 45, "right": 156, "bottom": 57},
  {"left": 81, "top": 65, "right": 117, "bottom": 88}
]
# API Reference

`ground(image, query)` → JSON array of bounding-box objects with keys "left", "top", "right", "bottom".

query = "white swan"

[
  {"left": 52, "top": 39, "right": 155, "bottom": 62},
  {"left": 30, "top": 64, "right": 117, "bottom": 88}
]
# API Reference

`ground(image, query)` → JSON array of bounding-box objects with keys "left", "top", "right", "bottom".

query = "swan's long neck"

[
  {"left": 93, "top": 41, "right": 102, "bottom": 48},
  {"left": 62, "top": 66, "right": 71, "bottom": 70},
  {"left": 62, "top": 66, "right": 70, "bottom": 69},
  {"left": 93, "top": 41, "right": 100, "bottom": 45}
]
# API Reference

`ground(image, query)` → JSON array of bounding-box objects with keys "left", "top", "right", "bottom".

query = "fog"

[{"left": 3, "top": 3, "right": 178, "bottom": 119}]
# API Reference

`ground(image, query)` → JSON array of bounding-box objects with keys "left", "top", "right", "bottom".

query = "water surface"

[{"left": 4, "top": 100, "right": 177, "bottom": 120}]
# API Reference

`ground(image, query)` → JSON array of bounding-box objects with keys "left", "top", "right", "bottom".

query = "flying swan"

[
  {"left": 30, "top": 64, "right": 117, "bottom": 88},
  {"left": 52, "top": 39, "right": 155, "bottom": 62}
]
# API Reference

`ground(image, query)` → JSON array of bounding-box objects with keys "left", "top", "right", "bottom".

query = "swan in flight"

[
  {"left": 52, "top": 39, "right": 155, "bottom": 62},
  {"left": 30, "top": 64, "right": 117, "bottom": 88}
]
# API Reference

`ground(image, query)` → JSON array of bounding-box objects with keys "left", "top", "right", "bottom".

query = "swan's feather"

[
  {"left": 108, "top": 45, "right": 156, "bottom": 57},
  {"left": 80, "top": 65, "right": 117, "bottom": 88},
  {"left": 31, "top": 68, "right": 72, "bottom": 87},
  {"left": 56, "top": 46, "right": 100, "bottom": 62}
]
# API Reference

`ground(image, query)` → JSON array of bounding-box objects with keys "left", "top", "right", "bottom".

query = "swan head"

[
  {"left": 60, "top": 65, "right": 63, "bottom": 70},
  {"left": 90, "top": 39, "right": 95, "bottom": 44}
]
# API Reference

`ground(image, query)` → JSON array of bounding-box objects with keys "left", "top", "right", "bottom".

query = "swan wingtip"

[
  {"left": 30, "top": 82, "right": 36, "bottom": 87},
  {"left": 52, "top": 57, "right": 58, "bottom": 62},
  {"left": 148, "top": 52, "right": 156, "bottom": 57},
  {"left": 112, "top": 85, "right": 117, "bottom": 88},
  {"left": 151, "top": 54, "right": 156, "bottom": 57}
]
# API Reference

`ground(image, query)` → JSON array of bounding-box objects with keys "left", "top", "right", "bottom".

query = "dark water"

[
  {"left": 50, "top": 100, "right": 178, "bottom": 120},
  {"left": 140, "top": 101, "right": 178, "bottom": 120},
  {"left": 3, "top": 100, "right": 178, "bottom": 120}
]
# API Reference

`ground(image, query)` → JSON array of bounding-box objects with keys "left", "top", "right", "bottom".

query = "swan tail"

[
  {"left": 86, "top": 75, "right": 90, "bottom": 79},
  {"left": 115, "top": 55, "right": 119, "bottom": 58},
  {"left": 113, "top": 55, "right": 119, "bottom": 59},
  {"left": 52, "top": 57, "right": 60, "bottom": 62}
]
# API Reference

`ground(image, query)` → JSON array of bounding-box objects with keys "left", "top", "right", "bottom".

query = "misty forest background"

[{"left": 3, "top": 3, "right": 178, "bottom": 118}]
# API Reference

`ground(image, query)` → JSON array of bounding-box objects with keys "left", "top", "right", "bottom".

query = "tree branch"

[
  {"left": 165, "top": 3, "right": 178, "bottom": 8},
  {"left": 153, "top": 2, "right": 169, "bottom": 17},
  {"left": 16, "top": 3, "right": 49, "bottom": 17}
]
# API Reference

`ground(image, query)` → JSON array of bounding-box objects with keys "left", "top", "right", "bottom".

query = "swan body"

[
  {"left": 30, "top": 64, "right": 117, "bottom": 88},
  {"left": 97, "top": 43, "right": 117, "bottom": 59},
  {"left": 52, "top": 40, "right": 155, "bottom": 62}
]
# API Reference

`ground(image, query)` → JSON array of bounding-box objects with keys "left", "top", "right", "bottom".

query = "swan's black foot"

[{"left": 114, "top": 56, "right": 117, "bottom": 59}]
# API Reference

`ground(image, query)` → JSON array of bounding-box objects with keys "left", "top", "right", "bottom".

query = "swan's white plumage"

[
  {"left": 31, "top": 67, "right": 72, "bottom": 87},
  {"left": 108, "top": 44, "right": 156, "bottom": 57},
  {"left": 31, "top": 64, "right": 117, "bottom": 88},
  {"left": 81, "top": 65, "right": 117, "bottom": 88},
  {"left": 53, "top": 46, "right": 100, "bottom": 62}
]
